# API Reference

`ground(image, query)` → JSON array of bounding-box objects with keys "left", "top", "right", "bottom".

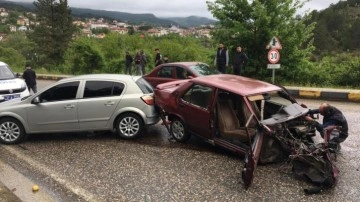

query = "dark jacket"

[
  {"left": 134, "top": 54, "right": 141, "bottom": 65},
  {"left": 233, "top": 51, "right": 248, "bottom": 66},
  {"left": 309, "top": 106, "right": 348, "bottom": 139},
  {"left": 155, "top": 53, "right": 162, "bottom": 66},
  {"left": 22, "top": 68, "right": 36, "bottom": 87},
  {"left": 216, "top": 48, "right": 228, "bottom": 65},
  {"left": 125, "top": 54, "right": 133, "bottom": 66}
]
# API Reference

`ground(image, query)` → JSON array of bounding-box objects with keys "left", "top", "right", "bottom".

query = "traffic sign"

[
  {"left": 268, "top": 49, "right": 280, "bottom": 64},
  {"left": 266, "top": 36, "right": 282, "bottom": 50}
]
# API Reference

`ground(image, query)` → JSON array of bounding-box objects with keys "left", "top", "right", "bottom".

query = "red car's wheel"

[{"left": 170, "top": 117, "right": 190, "bottom": 143}]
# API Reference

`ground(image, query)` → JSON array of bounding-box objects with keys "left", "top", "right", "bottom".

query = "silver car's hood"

[{"left": 261, "top": 103, "right": 308, "bottom": 125}]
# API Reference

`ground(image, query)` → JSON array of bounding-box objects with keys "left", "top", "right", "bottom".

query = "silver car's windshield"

[
  {"left": 0, "top": 65, "right": 16, "bottom": 80},
  {"left": 189, "top": 63, "right": 220, "bottom": 76}
]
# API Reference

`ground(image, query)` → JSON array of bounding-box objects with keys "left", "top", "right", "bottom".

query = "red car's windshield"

[{"left": 189, "top": 63, "right": 221, "bottom": 76}]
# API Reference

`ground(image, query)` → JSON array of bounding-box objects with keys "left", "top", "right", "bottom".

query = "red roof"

[{"left": 192, "top": 74, "right": 281, "bottom": 96}]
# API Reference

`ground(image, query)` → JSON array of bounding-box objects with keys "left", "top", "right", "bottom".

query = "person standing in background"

[
  {"left": 154, "top": 48, "right": 162, "bottom": 67},
  {"left": 232, "top": 45, "right": 248, "bottom": 76},
  {"left": 134, "top": 51, "right": 143, "bottom": 75},
  {"left": 163, "top": 55, "right": 169, "bottom": 63},
  {"left": 22, "top": 63, "right": 37, "bottom": 94},
  {"left": 125, "top": 51, "right": 133, "bottom": 75},
  {"left": 140, "top": 50, "right": 147, "bottom": 75},
  {"left": 214, "top": 43, "right": 229, "bottom": 73}
]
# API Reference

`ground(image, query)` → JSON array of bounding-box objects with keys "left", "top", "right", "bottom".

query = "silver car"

[{"left": 0, "top": 74, "right": 160, "bottom": 144}]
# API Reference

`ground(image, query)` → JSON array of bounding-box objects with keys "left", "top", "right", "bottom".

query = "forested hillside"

[{"left": 307, "top": 0, "right": 360, "bottom": 53}]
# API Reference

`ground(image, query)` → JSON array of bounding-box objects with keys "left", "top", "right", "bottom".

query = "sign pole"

[{"left": 272, "top": 69, "right": 275, "bottom": 84}]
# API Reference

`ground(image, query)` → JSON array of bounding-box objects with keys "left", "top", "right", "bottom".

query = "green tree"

[
  {"left": 207, "top": 0, "right": 315, "bottom": 83},
  {"left": 28, "top": 0, "right": 76, "bottom": 67},
  {"left": 64, "top": 38, "right": 106, "bottom": 74},
  {"left": 2, "top": 32, "right": 36, "bottom": 63}
]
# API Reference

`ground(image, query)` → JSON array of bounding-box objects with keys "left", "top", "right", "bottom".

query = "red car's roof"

[{"left": 191, "top": 74, "right": 281, "bottom": 96}]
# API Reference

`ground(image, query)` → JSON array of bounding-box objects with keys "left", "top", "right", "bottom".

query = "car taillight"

[{"left": 141, "top": 95, "right": 154, "bottom": 105}]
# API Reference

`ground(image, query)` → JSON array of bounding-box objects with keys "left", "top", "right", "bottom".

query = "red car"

[
  {"left": 143, "top": 62, "right": 220, "bottom": 87},
  {"left": 154, "top": 74, "right": 339, "bottom": 190}
]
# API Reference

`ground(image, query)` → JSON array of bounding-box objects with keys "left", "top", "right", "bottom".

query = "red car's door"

[{"left": 179, "top": 84, "right": 214, "bottom": 139}]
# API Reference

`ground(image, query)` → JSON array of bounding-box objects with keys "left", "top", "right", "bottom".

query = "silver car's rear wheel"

[
  {"left": 116, "top": 113, "right": 144, "bottom": 139},
  {"left": 0, "top": 118, "right": 27, "bottom": 144},
  {"left": 170, "top": 118, "right": 190, "bottom": 143}
]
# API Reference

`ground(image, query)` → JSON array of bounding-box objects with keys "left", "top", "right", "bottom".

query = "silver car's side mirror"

[{"left": 32, "top": 97, "right": 40, "bottom": 104}]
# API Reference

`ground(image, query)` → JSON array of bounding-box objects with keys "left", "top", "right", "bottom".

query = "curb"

[
  {"left": 37, "top": 74, "right": 71, "bottom": 81},
  {"left": 285, "top": 87, "right": 360, "bottom": 102}
]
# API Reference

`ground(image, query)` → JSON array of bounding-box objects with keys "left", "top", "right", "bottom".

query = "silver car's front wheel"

[
  {"left": 116, "top": 113, "right": 144, "bottom": 139},
  {"left": 0, "top": 118, "right": 27, "bottom": 144},
  {"left": 170, "top": 118, "right": 190, "bottom": 143}
]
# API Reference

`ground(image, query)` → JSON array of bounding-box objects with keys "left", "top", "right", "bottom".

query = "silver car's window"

[
  {"left": 84, "top": 81, "right": 124, "bottom": 98},
  {"left": 0, "top": 65, "right": 15, "bottom": 80},
  {"left": 135, "top": 78, "right": 153, "bottom": 93},
  {"left": 40, "top": 81, "right": 79, "bottom": 102},
  {"left": 157, "top": 66, "right": 172, "bottom": 78},
  {"left": 182, "top": 84, "right": 213, "bottom": 110}
]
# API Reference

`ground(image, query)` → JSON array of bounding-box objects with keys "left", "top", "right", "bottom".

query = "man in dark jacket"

[
  {"left": 154, "top": 48, "right": 162, "bottom": 67},
  {"left": 305, "top": 103, "right": 348, "bottom": 143},
  {"left": 22, "top": 63, "right": 37, "bottom": 94},
  {"left": 232, "top": 45, "right": 248, "bottom": 75},
  {"left": 125, "top": 51, "right": 133, "bottom": 75},
  {"left": 214, "top": 43, "right": 228, "bottom": 73}
]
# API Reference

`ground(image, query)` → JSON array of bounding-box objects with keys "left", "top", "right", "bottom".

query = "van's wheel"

[
  {"left": 170, "top": 117, "right": 190, "bottom": 143},
  {"left": 0, "top": 118, "right": 27, "bottom": 144},
  {"left": 115, "top": 113, "right": 144, "bottom": 139}
]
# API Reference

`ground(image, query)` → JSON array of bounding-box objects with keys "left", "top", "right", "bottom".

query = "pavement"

[{"left": 1, "top": 73, "right": 359, "bottom": 201}]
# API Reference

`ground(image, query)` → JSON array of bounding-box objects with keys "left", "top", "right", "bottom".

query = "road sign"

[
  {"left": 268, "top": 49, "right": 280, "bottom": 64},
  {"left": 267, "top": 64, "right": 281, "bottom": 69},
  {"left": 266, "top": 36, "right": 282, "bottom": 50}
]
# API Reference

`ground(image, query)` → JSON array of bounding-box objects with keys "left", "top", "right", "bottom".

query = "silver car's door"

[
  {"left": 26, "top": 81, "right": 80, "bottom": 133},
  {"left": 77, "top": 81, "right": 124, "bottom": 130}
]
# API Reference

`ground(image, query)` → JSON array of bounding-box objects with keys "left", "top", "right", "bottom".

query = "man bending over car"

[{"left": 305, "top": 103, "right": 348, "bottom": 145}]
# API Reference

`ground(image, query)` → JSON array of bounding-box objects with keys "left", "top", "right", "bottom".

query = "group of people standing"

[
  {"left": 125, "top": 50, "right": 147, "bottom": 76},
  {"left": 124, "top": 48, "right": 169, "bottom": 76},
  {"left": 214, "top": 43, "right": 249, "bottom": 75}
]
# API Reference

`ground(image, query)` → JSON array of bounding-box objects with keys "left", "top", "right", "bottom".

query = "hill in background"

[{"left": 0, "top": 0, "right": 217, "bottom": 27}]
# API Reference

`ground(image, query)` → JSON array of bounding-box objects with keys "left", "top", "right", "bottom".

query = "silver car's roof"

[{"left": 59, "top": 74, "right": 141, "bottom": 82}]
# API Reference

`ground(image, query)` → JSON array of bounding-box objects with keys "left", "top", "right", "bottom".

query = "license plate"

[{"left": 3, "top": 94, "right": 20, "bottom": 101}]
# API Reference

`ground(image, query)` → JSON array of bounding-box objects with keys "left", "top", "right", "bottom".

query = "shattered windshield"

[{"left": 247, "top": 90, "right": 307, "bottom": 125}]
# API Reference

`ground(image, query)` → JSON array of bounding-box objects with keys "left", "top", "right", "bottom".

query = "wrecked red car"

[{"left": 154, "top": 74, "right": 339, "bottom": 191}]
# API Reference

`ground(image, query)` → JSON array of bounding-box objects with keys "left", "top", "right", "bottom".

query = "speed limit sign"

[{"left": 268, "top": 49, "right": 280, "bottom": 64}]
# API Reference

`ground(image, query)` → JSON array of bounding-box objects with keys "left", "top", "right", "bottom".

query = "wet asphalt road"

[{"left": 0, "top": 80, "right": 359, "bottom": 201}]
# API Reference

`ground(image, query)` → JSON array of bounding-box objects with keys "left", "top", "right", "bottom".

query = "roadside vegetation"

[{"left": 0, "top": 0, "right": 359, "bottom": 88}]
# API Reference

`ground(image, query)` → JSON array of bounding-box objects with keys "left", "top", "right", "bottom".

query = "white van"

[{"left": 0, "top": 61, "right": 30, "bottom": 102}]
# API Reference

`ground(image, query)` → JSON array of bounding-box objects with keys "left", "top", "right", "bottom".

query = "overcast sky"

[{"left": 9, "top": 0, "right": 341, "bottom": 18}]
